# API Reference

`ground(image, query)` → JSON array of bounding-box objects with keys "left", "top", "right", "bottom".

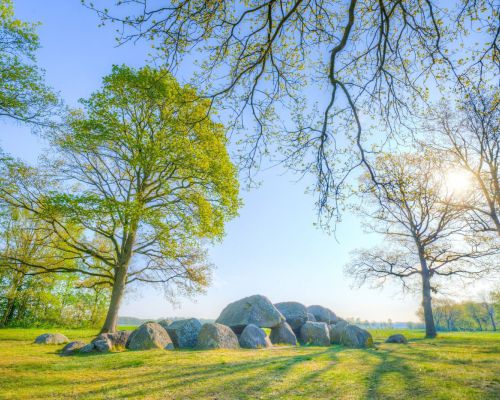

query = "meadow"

[{"left": 0, "top": 328, "right": 498, "bottom": 399}]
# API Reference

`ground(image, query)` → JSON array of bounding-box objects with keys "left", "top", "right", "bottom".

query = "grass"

[{"left": 0, "top": 328, "right": 498, "bottom": 399}]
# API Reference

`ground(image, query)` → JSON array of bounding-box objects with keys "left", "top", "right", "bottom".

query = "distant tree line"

[{"left": 417, "top": 290, "right": 499, "bottom": 332}]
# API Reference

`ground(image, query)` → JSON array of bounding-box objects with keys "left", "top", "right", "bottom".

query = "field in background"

[{"left": 0, "top": 328, "right": 498, "bottom": 399}]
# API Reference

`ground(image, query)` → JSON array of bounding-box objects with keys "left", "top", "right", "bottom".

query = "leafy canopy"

[{"left": 0, "top": 0, "right": 58, "bottom": 126}]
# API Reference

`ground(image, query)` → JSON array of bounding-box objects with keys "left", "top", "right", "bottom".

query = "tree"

[
  {"left": 0, "top": 0, "right": 58, "bottom": 127},
  {"left": 428, "top": 88, "right": 500, "bottom": 238},
  {"left": 84, "top": 0, "right": 499, "bottom": 219},
  {"left": 346, "top": 151, "right": 496, "bottom": 338},
  {"left": 0, "top": 203, "right": 109, "bottom": 328},
  {"left": 0, "top": 65, "right": 240, "bottom": 333}
]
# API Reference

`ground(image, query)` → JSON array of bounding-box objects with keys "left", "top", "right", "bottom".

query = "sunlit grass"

[{"left": 0, "top": 328, "right": 498, "bottom": 399}]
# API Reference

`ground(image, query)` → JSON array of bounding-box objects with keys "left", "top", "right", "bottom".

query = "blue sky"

[{"left": 4, "top": 0, "right": 489, "bottom": 322}]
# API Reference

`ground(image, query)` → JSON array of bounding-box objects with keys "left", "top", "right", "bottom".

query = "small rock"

[
  {"left": 239, "top": 324, "right": 272, "bottom": 349},
  {"left": 92, "top": 330, "right": 131, "bottom": 349},
  {"left": 60, "top": 341, "right": 86, "bottom": 356},
  {"left": 94, "top": 339, "right": 112, "bottom": 353},
  {"left": 386, "top": 334, "right": 408, "bottom": 344},
  {"left": 270, "top": 322, "right": 298, "bottom": 346},
  {"left": 34, "top": 333, "right": 69, "bottom": 345},
  {"left": 300, "top": 321, "right": 330, "bottom": 346},
  {"left": 196, "top": 323, "right": 240, "bottom": 350},
  {"left": 79, "top": 343, "right": 95, "bottom": 353}
]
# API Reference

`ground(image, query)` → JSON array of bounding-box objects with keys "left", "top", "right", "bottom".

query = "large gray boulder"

[
  {"left": 386, "top": 334, "right": 408, "bottom": 344},
  {"left": 158, "top": 319, "right": 173, "bottom": 331},
  {"left": 329, "top": 320, "right": 349, "bottom": 344},
  {"left": 196, "top": 323, "right": 240, "bottom": 350},
  {"left": 307, "top": 305, "right": 337, "bottom": 324},
  {"left": 216, "top": 295, "right": 285, "bottom": 333},
  {"left": 274, "top": 302, "right": 308, "bottom": 331},
  {"left": 307, "top": 313, "right": 316, "bottom": 322},
  {"left": 300, "top": 321, "right": 330, "bottom": 346},
  {"left": 270, "top": 322, "right": 297, "bottom": 346},
  {"left": 165, "top": 318, "right": 202, "bottom": 349},
  {"left": 239, "top": 324, "right": 272, "bottom": 349},
  {"left": 34, "top": 333, "right": 69, "bottom": 345},
  {"left": 60, "top": 341, "right": 86, "bottom": 356},
  {"left": 340, "top": 325, "right": 373, "bottom": 348},
  {"left": 92, "top": 330, "right": 131, "bottom": 349},
  {"left": 126, "top": 322, "right": 173, "bottom": 350}
]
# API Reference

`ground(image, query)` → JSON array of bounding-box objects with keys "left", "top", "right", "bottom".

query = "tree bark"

[
  {"left": 100, "top": 265, "right": 127, "bottom": 333},
  {"left": 100, "top": 224, "right": 138, "bottom": 334},
  {"left": 419, "top": 252, "right": 437, "bottom": 338}
]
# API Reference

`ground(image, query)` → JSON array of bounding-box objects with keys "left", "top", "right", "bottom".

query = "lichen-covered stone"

[
  {"left": 239, "top": 324, "right": 272, "bottom": 349},
  {"left": 274, "top": 302, "right": 308, "bottom": 330},
  {"left": 196, "top": 323, "right": 239, "bottom": 350},
  {"left": 306, "top": 305, "right": 337, "bottom": 324},
  {"left": 340, "top": 325, "right": 373, "bottom": 348},
  {"left": 329, "top": 320, "right": 349, "bottom": 344},
  {"left": 92, "top": 331, "right": 131, "bottom": 349},
  {"left": 60, "top": 341, "right": 86, "bottom": 356},
  {"left": 165, "top": 318, "right": 202, "bottom": 349},
  {"left": 300, "top": 322, "right": 330, "bottom": 346},
  {"left": 270, "top": 322, "right": 297, "bottom": 346},
  {"left": 216, "top": 295, "right": 285, "bottom": 333},
  {"left": 126, "top": 322, "right": 173, "bottom": 351},
  {"left": 34, "top": 333, "right": 69, "bottom": 345}
]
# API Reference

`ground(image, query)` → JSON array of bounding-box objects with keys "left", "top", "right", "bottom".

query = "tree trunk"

[
  {"left": 100, "top": 266, "right": 127, "bottom": 333},
  {"left": 419, "top": 253, "right": 437, "bottom": 338},
  {"left": 1, "top": 297, "right": 16, "bottom": 326},
  {"left": 489, "top": 313, "right": 497, "bottom": 331},
  {"left": 100, "top": 224, "right": 138, "bottom": 334}
]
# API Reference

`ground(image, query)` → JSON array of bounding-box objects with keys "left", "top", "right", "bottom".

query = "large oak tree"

[
  {"left": 0, "top": 65, "right": 240, "bottom": 333},
  {"left": 346, "top": 151, "right": 496, "bottom": 338}
]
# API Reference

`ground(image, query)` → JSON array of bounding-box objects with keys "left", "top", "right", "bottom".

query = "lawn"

[{"left": 0, "top": 328, "right": 498, "bottom": 399}]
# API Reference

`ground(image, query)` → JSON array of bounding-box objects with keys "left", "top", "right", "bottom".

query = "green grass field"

[{"left": 0, "top": 328, "right": 498, "bottom": 399}]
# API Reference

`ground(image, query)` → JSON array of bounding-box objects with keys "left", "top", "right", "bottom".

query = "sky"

[{"left": 2, "top": 0, "right": 493, "bottom": 322}]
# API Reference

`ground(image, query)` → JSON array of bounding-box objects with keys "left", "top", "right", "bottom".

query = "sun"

[{"left": 442, "top": 168, "right": 473, "bottom": 197}]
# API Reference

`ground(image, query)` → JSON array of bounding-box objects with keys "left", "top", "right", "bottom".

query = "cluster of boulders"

[{"left": 34, "top": 294, "right": 409, "bottom": 355}]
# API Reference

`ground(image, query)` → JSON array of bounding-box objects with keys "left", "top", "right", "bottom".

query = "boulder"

[
  {"left": 270, "top": 322, "right": 297, "bottom": 346},
  {"left": 307, "top": 313, "right": 316, "bottom": 322},
  {"left": 274, "top": 302, "right": 308, "bottom": 330},
  {"left": 340, "top": 325, "right": 373, "bottom": 348},
  {"left": 80, "top": 343, "right": 96, "bottom": 353},
  {"left": 307, "top": 305, "right": 337, "bottom": 324},
  {"left": 329, "top": 320, "right": 349, "bottom": 344},
  {"left": 299, "top": 322, "right": 330, "bottom": 346},
  {"left": 126, "top": 322, "right": 173, "bottom": 350},
  {"left": 386, "top": 334, "right": 408, "bottom": 344},
  {"left": 216, "top": 294, "right": 285, "bottom": 333},
  {"left": 165, "top": 318, "right": 202, "bottom": 349},
  {"left": 239, "top": 324, "right": 272, "bottom": 349},
  {"left": 93, "top": 339, "right": 112, "bottom": 353},
  {"left": 34, "top": 333, "right": 69, "bottom": 345},
  {"left": 60, "top": 341, "right": 86, "bottom": 356},
  {"left": 92, "top": 330, "right": 131, "bottom": 349},
  {"left": 158, "top": 319, "right": 172, "bottom": 331},
  {"left": 196, "top": 323, "right": 240, "bottom": 350}
]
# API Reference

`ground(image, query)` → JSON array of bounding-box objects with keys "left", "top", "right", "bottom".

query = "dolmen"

[{"left": 52, "top": 294, "right": 376, "bottom": 355}]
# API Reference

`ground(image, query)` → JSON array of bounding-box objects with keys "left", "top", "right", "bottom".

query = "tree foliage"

[
  {"left": 84, "top": 0, "right": 499, "bottom": 220},
  {"left": 346, "top": 150, "right": 497, "bottom": 337},
  {"left": 0, "top": 65, "right": 240, "bottom": 332},
  {"left": 0, "top": 0, "right": 58, "bottom": 127}
]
